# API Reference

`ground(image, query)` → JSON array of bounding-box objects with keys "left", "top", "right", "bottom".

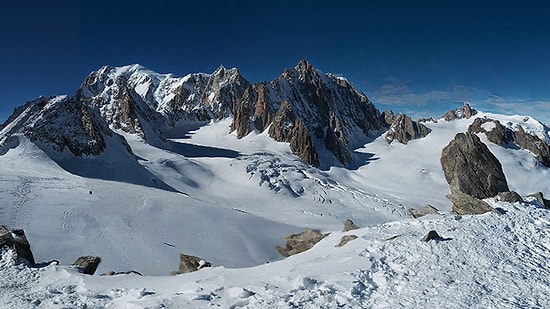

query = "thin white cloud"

[
  {"left": 363, "top": 78, "right": 550, "bottom": 125},
  {"left": 370, "top": 78, "right": 477, "bottom": 107}
]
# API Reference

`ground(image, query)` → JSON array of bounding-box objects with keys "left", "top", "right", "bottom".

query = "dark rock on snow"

[
  {"left": 528, "top": 192, "right": 550, "bottom": 209},
  {"left": 421, "top": 230, "right": 442, "bottom": 242},
  {"left": 72, "top": 256, "right": 102, "bottom": 275},
  {"left": 172, "top": 253, "right": 212, "bottom": 275},
  {"left": 468, "top": 117, "right": 550, "bottom": 167},
  {"left": 0, "top": 226, "right": 35, "bottom": 265},
  {"left": 385, "top": 113, "right": 430, "bottom": 144},
  {"left": 276, "top": 228, "right": 329, "bottom": 257},
  {"left": 447, "top": 192, "right": 496, "bottom": 215},
  {"left": 343, "top": 219, "right": 359, "bottom": 232},
  {"left": 336, "top": 235, "right": 358, "bottom": 247},
  {"left": 441, "top": 132, "right": 509, "bottom": 200},
  {"left": 495, "top": 191, "right": 524, "bottom": 203},
  {"left": 408, "top": 205, "right": 440, "bottom": 218},
  {"left": 441, "top": 103, "right": 477, "bottom": 121}
]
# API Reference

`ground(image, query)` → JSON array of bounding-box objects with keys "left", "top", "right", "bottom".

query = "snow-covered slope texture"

[{"left": 2, "top": 198, "right": 549, "bottom": 308}]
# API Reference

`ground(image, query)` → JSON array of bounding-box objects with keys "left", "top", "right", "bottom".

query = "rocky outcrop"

[
  {"left": 276, "top": 228, "right": 329, "bottom": 257},
  {"left": 528, "top": 192, "right": 550, "bottom": 208},
  {"left": 495, "top": 191, "right": 524, "bottom": 203},
  {"left": 468, "top": 117, "right": 550, "bottom": 167},
  {"left": 441, "top": 103, "right": 477, "bottom": 121},
  {"left": 343, "top": 219, "right": 359, "bottom": 232},
  {"left": 0, "top": 226, "right": 35, "bottom": 265},
  {"left": 385, "top": 113, "right": 430, "bottom": 144},
  {"left": 72, "top": 256, "right": 102, "bottom": 275},
  {"left": 336, "top": 235, "right": 358, "bottom": 247},
  {"left": 514, "top": 126, "right": 550, "bottom": 167},
  {"left": 441, "top": 132, "right": 509, "bottom": 199},
  {"left": 1, "top": 96, "right": 116, "bottom": 157},
  {"left": 171, "top": 253, "right": 211, "bottom": 275},
  {"left": 408, "top": 205, "right": 439, "bottom": 218},
  {"left": 447, "top": 192, "right": 496, "bottom": 215},
  {"left": 468, "top": 118, "right": 514, "bottom": 146},
  {"left": 324, "top": 113, "right": 351, "bottom": 164}
]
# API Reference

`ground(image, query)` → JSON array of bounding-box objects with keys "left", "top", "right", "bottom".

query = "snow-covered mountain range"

[{"left": 1, "top": 61, "right": 550, "bottom": 308}]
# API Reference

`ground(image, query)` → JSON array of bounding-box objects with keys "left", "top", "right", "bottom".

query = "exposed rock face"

[
  {"left": 447, "top": 192, "right": 496, "bottom": 215},
  {"left": 72, "top": 256, "right": 101, "bottom": 275},
  {"left": 468, "top": 117, "right": 550, "bottom": 167},
  {"left": 0, "top": 96, "right": 118, "bottom": 157},
  {"left": 408, "top": 205, "right": 439, "bottom": 218},
  {"left": 171, "top": 253, "right": 211, "bottom": 275},
  {"left": 336, "top": 235, "right": 358, "bottom": 247},
  {"left": 0, "top": 226, "right": 35, "bottom": 265},
  {"left": 441, "top": 103, "right": 477, "bottom": 121},
  {"left": 385, "top": 113, "right": 430, "bottom": 144},
  {"left": 514, "top": 126, "right": 550, "bottom": 167},
  {"left": 343, "top": 219, "right": 359, "bottom": 232},
  {"left": 468, "top": 118, "right": 514, "bottom": 146},
  {"left": 495, "top": 191, "right": 524, "bottom": 203},
  {"left": 269, "top": 101, "right": 320, "bottom": 167},
  {"left": 382, "top": 110, "right": 395, "bottom": 126},
  {"left": 276, "top": 228, "right": 329, "bottom": 257},
  {"left": 441, "top": 132, "right": 509, "bottom": 199},
  {"left": 324, "top": 113, "right": 351, "bottom": 164}
]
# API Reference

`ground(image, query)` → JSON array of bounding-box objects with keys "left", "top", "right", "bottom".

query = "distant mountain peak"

[{"left": 2, "top": 61, "right": 406, "bottom": 167}]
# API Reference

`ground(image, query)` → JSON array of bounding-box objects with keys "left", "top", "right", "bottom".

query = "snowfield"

[
  {"left": 1, "top": 199, "right": 550, "bottom": 308},
  {"left": 1, "top": 110, "right": 550, "bottom": 308}
]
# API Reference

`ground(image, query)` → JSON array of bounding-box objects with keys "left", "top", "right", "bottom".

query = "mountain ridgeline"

[{"left": 0, "top": 60, "right": 428, "bottom": 167}]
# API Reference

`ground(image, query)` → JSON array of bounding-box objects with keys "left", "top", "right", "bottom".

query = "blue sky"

[{"left": 1, "top": 0, "right": 549, "bottom": 123}]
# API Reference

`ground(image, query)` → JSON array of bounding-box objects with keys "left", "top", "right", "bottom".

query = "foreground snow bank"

[{"left": 2, "top": 198, "right": 550, "bottom": 308}]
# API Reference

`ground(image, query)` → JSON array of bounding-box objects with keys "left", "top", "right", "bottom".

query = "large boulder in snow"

[
  {"left": 408, "top": 204, "right": 439, "bottom": 218},
  {"left": 495, "top": 191, "right": 524, "bottom": 203},
  {"left": 172, "top": 253, "right": 211, "bottom": 275},
  {"left": 72, "top": 256, "right": 101, "bottom": 275},
  {"left": 385, "top": 113, "right": 430, "bottom": 144},
  {"left": 447, "top": 192, "right": 496, "bottom": 215},
  {"left": 441, "top": 132, "right": 509, "bottom": 200},
  {"left": 276, "top": 228, "right": 329, "bottom": 257},
  {"left": 0, "top": 226, "right": 35, "bottom": 265}
]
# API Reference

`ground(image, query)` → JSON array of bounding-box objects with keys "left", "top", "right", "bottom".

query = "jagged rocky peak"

[
  {"left": 384, "top": 112, "right": 430, "bottom": 144},
  {"left": 441, "top": 102, "right": 477, "bottom": 121},
  {"left": 3, "top": 61, "right": 391, "bottom": 167}
]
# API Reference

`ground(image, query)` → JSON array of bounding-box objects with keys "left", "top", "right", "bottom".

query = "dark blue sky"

[{"left": 1, "top": 0, "right": 549, "bottom": 123}]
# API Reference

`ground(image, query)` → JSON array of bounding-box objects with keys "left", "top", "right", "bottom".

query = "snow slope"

[
  {"left": 2, "top": 198, "right": 549, "bottom": 308},
  {"left": 1, "top": 106, "right": 550, "bottom": 307}
]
